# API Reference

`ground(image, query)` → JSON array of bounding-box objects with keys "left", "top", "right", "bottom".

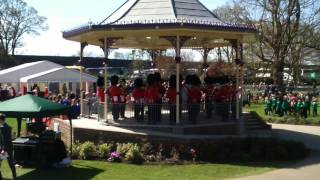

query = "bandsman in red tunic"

[
  {"left": 188, "top": 74, "right": 202, "bottom": 124},
  {"left": 131, "top": 78, "right": 145, "bottom": 122},
  {"left": 107, "top": 75, "right": 121, "bottom": 121},
  {"left": 145, "top": 74, "right": 161, "bottom": 124}
]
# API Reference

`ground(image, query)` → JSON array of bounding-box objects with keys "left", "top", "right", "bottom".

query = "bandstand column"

[
  {"left": 235, "top": 40, "right": 244, "bottom": 135},
  {"left": 176, "top": 36, "right": 181, "bottom": 124},
  {"left": 79, "top": 42, "right": 87, "bottom": 116},
  {"left": 103, "top": 37, "right": 109, "bottom": 124}
]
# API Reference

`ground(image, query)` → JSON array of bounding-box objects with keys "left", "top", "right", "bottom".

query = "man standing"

[{"left": 0, "top": 113, "right": 16, "bottom": 180}]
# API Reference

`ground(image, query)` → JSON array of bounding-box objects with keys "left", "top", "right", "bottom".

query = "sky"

[{"left": 16, "top": 0, "right": 230, "bottom": 57}]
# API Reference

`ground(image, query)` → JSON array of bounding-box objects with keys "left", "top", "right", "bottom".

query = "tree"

[
  {"left": 220, "top": 0, "right": 320, "bottom": 90},
  {"left": 0, "top": 0, "right": 48, "bottom": 55},
  {"left": 131, "top": 60, "right": 145, "bottom": 72}
]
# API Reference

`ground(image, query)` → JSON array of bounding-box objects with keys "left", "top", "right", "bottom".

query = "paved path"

[{"left": 232, "top": 124, "right": 320, "bottom": 180}]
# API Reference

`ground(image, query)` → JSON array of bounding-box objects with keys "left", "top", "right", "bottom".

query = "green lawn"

[
  {"left": 0, "top": 160, "right": 284, "bottom": 180},
  {"left": 6, "top": 118, "right": 27, "bottom": 138},
  {"left": 244, "top": 103, "right": 320, "bottom": 124}
]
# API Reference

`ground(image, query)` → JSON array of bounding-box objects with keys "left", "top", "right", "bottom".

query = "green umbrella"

[
  {"left": 0, "top": 94, "right": 69, "bottom": 118},
  {"left": 0, "top": 94, "right": 73, "bottom": 153}
]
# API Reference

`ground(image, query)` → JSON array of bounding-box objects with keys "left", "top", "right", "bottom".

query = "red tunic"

[
  {"left": 98, "top": 87, "right": 105, "bottom": 102},
  {"left": 119, "top": 86, "right": 127, "bottom": 103},
  {"left": 132, "top": 88, "right": 145, "bottom": 104},
  {"left": 166, "top": 87, "right": 176, "bottom": 104},
  {"left": 44, "top": 87, "right": 49, "bottom": 97},
  {"left": 202, "top": 84, "right": 215, "bottom": 102},
  {"left": 108, "top": 85, "right": 122, "bottom": 103},
  {"left": 155, "top": 83, "right": 166, "bottom": 95},
  {"left": 145, "top": 85, "right": 161, "bottom": 104},
  {"left": 188, "top": 86, "right": 202, "bottom": 103},
  {"left": 214, "top": 85, "right": 236, "bottom": 102}
]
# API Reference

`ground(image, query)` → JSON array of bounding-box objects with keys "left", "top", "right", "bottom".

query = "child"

[{"left": 312, "top": 98, "right": 318, "bottom": 117}]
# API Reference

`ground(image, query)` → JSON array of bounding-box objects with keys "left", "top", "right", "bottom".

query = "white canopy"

[
  {"left": 0, "top": 61, "right": 63, "bottom": 83},
  {"left": 20, "top": 67, "right": 97, "bottom": 83}
]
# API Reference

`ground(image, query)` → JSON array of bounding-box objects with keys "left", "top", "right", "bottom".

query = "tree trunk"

[{"left": 272, "top": 59, "right": 285, "bottom": 92}]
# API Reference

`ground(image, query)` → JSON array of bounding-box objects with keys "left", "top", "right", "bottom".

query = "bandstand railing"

[{"left": 83, "top": 99, "right": 238, "bottom": 125}]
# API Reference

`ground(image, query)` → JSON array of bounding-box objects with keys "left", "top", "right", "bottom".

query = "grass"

[
  {"left": 0, "top": 160, "right": 284, "bottom": 180},
  {"left": 6, "top": 118, "right": 27, "bottom": 138},
  {"left": 1, "top": 113, "right": 296, "bottom": 179},
  {"left": 244, "top": 103, "right": 320, "bottom": 125}
]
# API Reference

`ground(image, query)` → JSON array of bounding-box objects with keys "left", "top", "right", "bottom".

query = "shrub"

[
  {"left": 166, "top": 146, "right": 180, "bottom": 163},
  {"left": 98, "top": 143, "right": 113, "bottom": 159},
  {"left": 79, "top": 141, "right": 97, "bottom": 160},
  {"left": 108, "top": 151, "right": 122, "bottom": 162},
  {"left": 71, "top": 140, "right": 82, "bottom": 159},
  {"left": 140, "top": 142, "right": 153, "bottom": 155},
  {"left": 125, "top": 144, "right": 144, "bottom": 164},
  {"left": 116, "top": 143, "right": 135, "bottom": 156}
]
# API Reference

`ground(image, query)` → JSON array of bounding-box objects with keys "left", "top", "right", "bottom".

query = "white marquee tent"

[
  {"left": 20, "top": 67, "right": 97, "bottom": 83},
  {"left": 0, "top": 61, "right": 63, "bottom": 83}
]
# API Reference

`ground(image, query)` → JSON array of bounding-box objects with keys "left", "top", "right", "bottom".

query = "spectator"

[{"left": 0, "top": 113, "right": 16, "bottom": 180}]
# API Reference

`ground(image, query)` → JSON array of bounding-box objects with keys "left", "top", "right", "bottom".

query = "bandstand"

[{"left": 61, "top": 0, "right": 263, "bottom": 142}]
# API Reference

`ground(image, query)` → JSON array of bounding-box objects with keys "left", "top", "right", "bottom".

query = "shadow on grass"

[
  {"left": 222, "top": 127, "right": 320, "bottom": 170},
  {"left": 16, "top": 165, "right": 104, "bottom": 180}
]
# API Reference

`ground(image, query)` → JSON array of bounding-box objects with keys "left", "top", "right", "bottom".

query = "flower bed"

[{"left": 70, "top": 138, "right": 309, "bottom": 164}]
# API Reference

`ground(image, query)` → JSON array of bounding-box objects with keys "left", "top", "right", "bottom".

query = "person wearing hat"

[{"left": 0, "top": 113, "right": 16, "bottom": 180}]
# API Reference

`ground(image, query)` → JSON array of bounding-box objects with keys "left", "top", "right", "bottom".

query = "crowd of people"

[
  {"left": 105, "top": 72, "right": 237, "bottom": 124},
  {"left": 0, "top": 85, "right": 17, "bottom": 101},
  {"left": 263, "top": 93, "right": 318, "bottom": 118},
  {"left": 243, "top": 83, "right": 319, "bottom": 118}
]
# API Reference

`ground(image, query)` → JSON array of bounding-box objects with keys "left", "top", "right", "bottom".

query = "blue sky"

[{"left": 17, "top": 0, "right": 229, "bottom": 56}]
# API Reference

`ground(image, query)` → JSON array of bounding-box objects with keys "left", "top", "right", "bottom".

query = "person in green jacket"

[
  {"left": 301, "top": 99, "right": 308, "bottom": 118},
  {"left": 271, "top": 96, "right": 277, "bottom": 114},
  {"left": 294, "top": 99, "right": 300, "bottom": 115},
  {"left": 312, "top": 98, "right": 318, "bottom": 117},
  {"left": 264, "top": 96, "right": 272, "bottom": 116},
  {"left": 282, "top": 95, "right": 290, "bottom": 116},
  {"left": 276, "top": 97, "right": 283, "bottom": 116}
]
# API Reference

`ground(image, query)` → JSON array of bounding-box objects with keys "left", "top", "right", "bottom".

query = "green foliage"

[
  {"left": 98, "top": 143, "right": 113, "bottom": 159},
  {"left": 79, "top": 141, "right": 97, "bottom": 160},
  {"left": 70, "top": 138, "right": 308, "bottom": 163},
  {"left": 124, "top": 144, "right": 144, "bottom": 164},
  {"left": 116, "top": 143, "right": 135, "bottom": 156},
  {"left": 71, "top": 141, "right": 82, "bottom": 158}
]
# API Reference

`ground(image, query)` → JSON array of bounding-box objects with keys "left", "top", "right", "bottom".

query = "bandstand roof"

[{"left": 63, "top": 0, "right": 256, "bottom": 49}]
